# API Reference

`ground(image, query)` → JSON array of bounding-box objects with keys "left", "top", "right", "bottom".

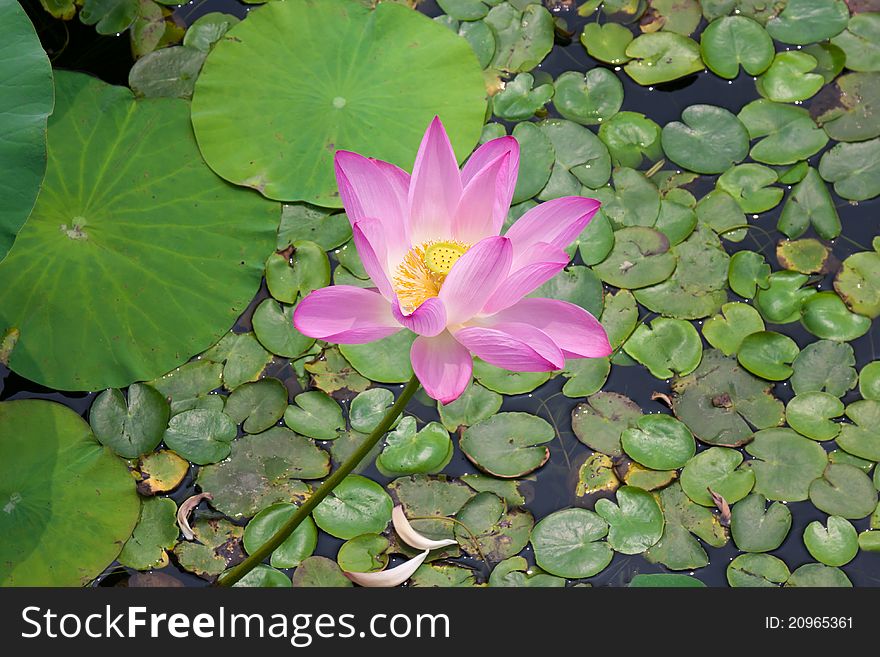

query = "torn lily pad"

[{"left": 173, "top": 517, "right": 244, "bottom": 579}]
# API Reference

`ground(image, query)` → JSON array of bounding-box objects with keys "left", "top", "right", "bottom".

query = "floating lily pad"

[
  {"left": 595, "top": 486, "right": 664, "bottom": 554},
  {"left": 224, "top": 378, "right": 287, "bottom": 434},
  {"left": 758, "top": 51, "right": 823, "bottom": 103},
  {"left": 473, "top": 359, "right": 551, "bottom": 395},
  {"left": 387, "top": 475, "right": 474, "bottom": 543},
  {"left": 656, "top": 198, "right": 698, "bottom": 246},
  {"left": 699, "top": 15, "right": 773, "bottom": 79},
  {"left": 622, "top": 415, "right": 695, "bottom": 471},
  {"left": 162, "top": 408, "right": 237, "bottom": 465},
  {"left": 571, "top": 392, "right": 643, "bottom": 456},
  {"left": 580, "top": 21, "right": 633, "bottom": 64},
  {"left": 785, "top": 563, "right": 852, "bottom": 587},
  {"left": 510, "top": 122, "right": 554, "bottom": 203},
  {"left": 737, "top": 331, "right": 799, "bottom": 381},
  {"left": 730, "top": 493, "right": 792, "bottom": 553},
  {"left": 624, "top": 32, "right": 704, "bottom": 85},
  {"left": 776, "top": 238, "right": 832, "bottom": 275},
  {"left": 454, "top": 492, "right": 533, "bottom": 561},
  {"left": 253, "top": 299, "right": 315, "bottom": 359},
  {"left": 173, "top": 517, "right": 245, "bottom": 579},
  {"left": 134, "top": 450, "right": 189, "bottom": 496},
  {"left": 804, "top": 516, "right": 859, "bottom": 567},
  {"left": 738, "top": 99, "right": 829, "bottom": 166},
  {"left": 306, "top": 347, "right": 371, "bottom": 395},
  {"left": 754, "top": 271, "right": 816, "bottom": 324},
  {"left": 128, "top": 46, "right": 207, "bottom": 99},
  {"left": 461, "top": 474, "right": 525, "bottom": 507},
  {"left": 835, "top": 248, "right": 880, "bottom": 319},
  {"left": 118, "top": 497, "right": 180, "bottom": 571},
  {"left": 0, "top": 71, "right": 276, "bottom": 391},
  {"left": 460, "top": 412, "right": 553, "bottom": 478},
  {"left": 537, "top": 119, "right": 612, "bottom": 196},
  {"left": 337, "top": 533, "right": 390, "bottom": 573},
  {"left": 695, "top": 189, "right": 746, "bottom": 242},
  {"left": 530, "top": 265, "right": 603, "bottom": 318},
  {"left": 531, "top": 508, "right": 613, "bottom": 579},
  {"left": 728, "top": 250, "right": 771, "bottom": 299},
  {"left": 594, "top": 168, "right": 661, "bottom": 228},
  {"left": 717, "top": 163, "right": 782, "bottom": 214},
  {"left": 576, "top": 453, "right": 620, "bottom": 497},
  {"left": 484, "top": 2, "right": 554, "bottom": 73},
  {"left": 622, "top": 463, "right": 677, "bottom": 492},
  {"left": 859, "top": 530, "right": 880, "bottom": 552},
  {"left": 203, "top": 332, "right": 273, "bottom": 391},
  {"left": 818, "top": 137, "right": 880, "bottom": 201},
  {"left": 283, "top": 391, "right": 345, "bottom": 440},
  {"left": 593, "top": 226, "right": 675, "bottom": 289},
  {"left": 489, "top": 556, "right": 565, "bottom": 587},
  {"left": 291, "top": 556, "right": 352, "bottom": 587},
  {"left": 243, "top": 502, "right": 317, "bottom": 568},
  {"left": 89, "top": 383, "right": 170, "bottom": 458},
  {"left": 197, "top": 430, "right": 324, "bottom": 518},
  {"left": 149, "top": 359, "right": 223, "bottom": 414},
  {"left": 410, "top": 563, "right": 477, "bottom": 587},
  {"left": 377, "top": 418, "right": 453, "bottom": 476},
  {"left": 812, "top": 72, "right": 880, "bottom": 142},
  {"left": 727, "top": 553, "right": 790, "bottom": 587},
  {"left": 631, "top": 573, "right": 706, "bottom": 587},
  {"left": 745, "top": 428, "right": 828, "bottom": 501},
  {"left": 601, "top": 289, "right": 639, "bottom": 349},
  {"left": 680, "top": 447, "right": 755, "bottom": 507},
  {"left": 340, "top": 331, "right": 416, "bottom": 384},
  {"left": 661, "top": 105, "right": 749, "bottom": 174},
  {"left": 672, "top": 349, "right": 784, "bottom": 446},
  {"left": 702, "top": 302, "right": 765, "bottom": 356},
  {"left": 809, "top": 463, "right": 878, "bottom": 519},
  {"left": 801, "top": 291, "right": 872, "bottom": 342},
  {"left": 553, "top": 69, "right": 623, "bottom": 127},
  {"left": 561, "top": 357, "right": 611, "bottom": 398},
  {"left": 313, "top": 475, "right": 393, "bottom": 540},
  {"left": 492, "top": 72, "right": 554, "bottom": 121},
  {"left": 831, "top": 12, "right": 880, "bottom": 72},
  {"left": 598, "top": 112, "right": 663, "bottom": 169},
  {"left": 765, "top": 0, "right": 849, "bottom": 45},
  {"left": 859, "top": 362, "right": 880, "bottom": 401},
  {"left": 623, "top": 318, "right": 702, "bottom": 379},
  {"left": 232, "top": 564, "right": 291, "bottom": 588},
  {"left": 438, "top": 382, "right": 502, "bottom": 432},
  {"left": 191, "top": 0, "right": 486, "bottom": 205},
  {"left": 0, "top": 0, "right": 53, "bottom": 262},
  {"left": 183, "top": 11, "right": 240, "bottom": 53}
]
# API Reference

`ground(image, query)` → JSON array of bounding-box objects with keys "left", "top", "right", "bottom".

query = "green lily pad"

[
  {"left": 643, "top": 0, "right": 701, "bottom": 34},
  {"left": 622, "top": 414, "right": 695, "bottom": 472},
  {"left": 337, "top": 533, "right": 390, "bottom": 573},
  {"left": 454, "top": 492, "right": 533, "bottom": 561},
  {"left": 484, "top": 2, "right": 554, "bottom": 73},
  {"left": 593, "top": 226, "right": 675, "bottom": 289},
  {"left": 530, "top": 265, "right": 603, "bottom": 318},
  {"left": 631, "top": 573, "right": 705, "bottom": 587},
  {"left": 224, "top": 378, "right": 288, "bottom": 434},
  {"left": 738, "top": 99, "right": 829, "bottom": 166},
  {"left": 593, "top": 168, "right": 661, "bottom": 228},
  {"left": 645, "top": 482, "right": 727, "bottom": 570},
  {"left": 0, "top": 71, "right": 276, "bottom": 391},
  {"left": 831, "top": 12, "right": 880, "bottom": 72},
  {"left": 232, "top": 564, "right": 291, "bottom": 588},
  {"left": 313, "top": 475, "right": 393, "bottom": 540},
  {"left": 162, "top": 408, "right": 237, "bottom": 465},
  {"left": 243, "top": 502, "right": 317, "bottom": 568},
  {"left": 779, "top": 166, "right": 842, "bottom": 237},
  {"left": 730, "top": 493, "right": 792, "bottom": 553},
  {"left": 595, "top": 485, "right": 664, "bottom": 554},
  {"left": 79, "top": 0, "right": 138, "bottom": 35},
  {"left": 757, "top": 51, "right": 823, "bottom": 103},
  {"left": 803, "top": 516, "right": 859, "bottom": 567},
  {"left": 576, "top": 211, "right": 615, "bottom": 266},
  {"left": 802, "top": 42, "right": 847, "bottom": 83},
  {"left": 717, "top": 163, "right": 783, "bottom": 214},
  {"left": 835, "top": 248, "right": 880, "bottom": 319},
  {"left": 860, "top": 362, "right": 880, "bottom": 401},
  {"left": 438, "top": 382, "right": 502, "bottom": 432},
  {"left": 561, "top": 356, "right": 611, "bottom": 398},
  {"left": 510, "top": 122, "right": 555, "bottom": 203},
  {"left": 531, "top": 508, "right": 613, "bottom": 579},
  {"left": 172, "top": 517, "right": 244, "bottom": 579},
  {"left": 786, "top": 563, "right": 852, "bottom": 587},
  {"left": 765, "top": 0, "right": 849, "bottom": 45},
  {"left": 700, "top": 15, "right": 773, "bottom": 79},
  {"left": 283, "top": 391, "right": 345, "bottom": 440},
  {"left": 410, "top": 563, "right": 478, "bottom": 587},
  {"left": 387, "top": 475, "right": 475, "bottom": 543},
  {"left": 727, "top": 553, "right": 790, "bottom": 587},
  {"left": 253, "top": 299, "right": 315, "bottom": 359},
  {"left": 118, "top": 497, "right": 180, "bottom": 571},
  {"left": 737, "top": 331, "right": 799, "bottom": 381},
  {"left": 460, "top": 412, "right": 553, "bottom": 478},
  {"left": 377, "top": 418, "right": 453, "bottom": 476},
  {"left": 128, "top": 45, "right": 207, "bottom": 100},
  {"left": 89, "top": 383, "right": 170, "bottom": 458},
  {"left": 489, "top": 556, "right": 565, "bottom": 587},
  {"left": 492, "top": 72, "right": 554, "bottom": 121},
  {"left": 776, "top": 161, "right": 810, "bottom": 185},
  {"left": 571, "top": 392, "right": 643, "bottom": 456},
  {"left": 267, "top": 242, "right": 331, "bottom": 305},
  {"left": 776, "top": 238, "right": 832, "bottom": 275},
  {"left": 786, "top": 392, "right": 843, "bottom": 443},
  {"left": 553, "top": 69, "right": 623, "bottom": 126},
  {"left": 702, "top": 302, "right": 765, "bottom": 356},
  {"left": 754, "top": 271, "right": 816, "bottom": 324},
  {"left": 695, "top": 189, "right": 746, "bottom": 242},
  {"left": 622, "top": 463, "right": 677, "bottom": 492},
  {"left": 598, "top": 112, "right": 664, "bottom": 169},
  {"left": 438, "top": 0, "right": 488, "bottom": 21},
  {"left": 473, "top": 359, "right": 551, "bottom": 394},
  {"left": 745, "top": 428, "right": 828, "bottom": 501},
  {"left": 203, "top": 332, "right": 273, "bottom": 391},
  {"left": 624, "top": 32, "right": 704, "bottom": 85},
  {"left": 656, "top": 198, "right": 698, "bottom": 246},
  {"left": 813, "top": 72, "right": 880, "bottom": 142},
  {"left": 661, "top": 105, "right": 749, "bottom": 174},
  {"left": 672, "top": 349, "right": 784, "bottom": 446},
  {"left": 601, "top": 289, "right": 639, "bottom": 349},
  {"left": 149, "top": 359, "right": 223, "bottom": 414},
  {"left": 0, "top": 0, "right": 53, "bottom": 263},
  {"left": 305, "top": 347, "right": 371, "bottom": 396},
  {"left": 822, "top": 138, "right": 880, "bottom": 203},
  {"left": 134, "top": 449, "right": 189, "bottom": 496},
  {"left": 809, "top": 463, "right": 878, "bottom": 519},
  {"left": 291, "top": 556, "right": 352, "bottom": 587},
  {"left": 623, "top": 317, "right": 702, "bottom": 379},
  {"left": 801, "top": 291, "right": 872, "bottom": 342},
  {"left": 197, "top": 430, "right": 324, "bottom": 518},
  {"left": 461, "top": 474, "right": 525, "bottom": 507},
  {"left": 340, "top": 330, "right": 416, "bottom": 384},
  {"left": 829, "top": 449, "right": 874, "bottom": 472},
  {"left": 183, "top": 11, "right": 240, "bottom": 52},
  {"left": 579, "top": 21, "right": 633, "bottom": 65},
  {"left": 728, "top": 250, "right": 771, "bottom": 299},
  {"left": 537, "top": 119, "right": 612, "bottom": 197},
  {"left": 859, "top": 530, "right": 880, "bottom": 552},
  {"left": 680, "top": 447, "right": 755, "bottom": 507},
  {"left": 191, "top": 0, "right": 485, "bottom": 205},
  {"left": 277, "top": 204, "right": 351, "bottom": 252}
]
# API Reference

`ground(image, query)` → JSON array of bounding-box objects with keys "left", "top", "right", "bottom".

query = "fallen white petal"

[
  {"left": 177, "top": 492, "right": 213, "bottom": 540},
  {"left": 392, "top": 505, "right": 458, "bottom": 551},
  {"left": 344, "top": 550, "right": 430, "bottom": 587}
]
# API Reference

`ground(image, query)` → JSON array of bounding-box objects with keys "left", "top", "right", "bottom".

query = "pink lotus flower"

[{"left": 294, "top": 117, "right": 611, "bottom": 404}]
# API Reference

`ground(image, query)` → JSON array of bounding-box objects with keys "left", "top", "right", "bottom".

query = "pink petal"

[
  {"left": 482, "top": 243, "right": 570, "bottom": 315},
  {"left": 454, "top": 322, "right": 565, "bottom": 371},
  {"left": 462, "top": 136, "right": 520, "bottom": 215},
  {"left": 352, "top": 219, "right": 394, "bottom": 299},
  {"left": 439, "top": 236, "right": 512, "bottom": 325},
  {"left": 488, "top": 298, "right": 612, "bottom": 358},
  {"left": 410, "top": 331, "right": 473, "bottom": 404},
  {"left": 391, "top": 297, "right": 447, "bottom": 337},
  {"left": 504, "top": 197, "right": 600, "bottom": 268},
  {"left": 408, "top": 116, "right": 463, "bottom": 245},
  {"left": 335, "top": 151, "right": 410, "bottom": 263},
  {"left": 293, "top": 286, "right": 400, "bottom": 344},
  {"left": 452, "top": 152, "right": 512, "bottom": 243}
]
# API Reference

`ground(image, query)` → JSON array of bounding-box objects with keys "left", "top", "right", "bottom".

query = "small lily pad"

[
  {"left": 859, "top": 362, "right": 880, "bottom": 401},
  {"left": 89, "top": 383, "right": 170, "bottom": 459},
  {"left": 776, "top": 238, "right": 832, "bottom": 274},
  {"left": 340, "top": 331, "right": 416, "bottom": 384},
  {"left": 754, "top": 271, "right": 816, "bottom": 324},
  {"left": 593, "top": 226, "right": 676, "bottom": 289},
  {"left": 283, "top": 391, "right": 345, "bottom": 440},
  {"left": 203, "top": 332, "right": 273, "bottom": 392},
  {"left": 730, "top": 493, "right": 792, "bottom": 553},
  {"left": 786, "top": 392, "right": 844, "bottom": 441},
  {"left": 173, "top": 518, "right": 244, "bottom": 579},
  {"left": 537, "top": 118, "right": 612, "bottom": 196},
  {"left": 737, "top": 330, "right": 800, "bottom": 381},
  {"left": 835, "top": 248, "right": 880, "bottom": 319},
  {"left": 727, "top": 553, "right": 790, "bottom": 587},
  {"left": 387, "top": 475, "right": 475, "bottom": 543},
  {"left": 571, "top": 392, "right": 643, "bottom": 456},
  {"left": 134, "top": 450, "right": 189, "bottom": 496},
  {"left": 460, "top": 412, "right": 553, "bottom": 478},
  {"left": 800, "top": 291, "right": 871, "bottom": 342},
  {"left": 809, "top": 463, "right": 878, "bottom": 519},
  {"left": 473, "top": 359, "right": 551, "bottom": 394},
  {"left": 765, "top": 0, "right": 849, "bottom": 44},
  {"left": 243, "top": 502, "right": 317, "bottom": 568},
  {"left": 377, "top": 418, "right": 453, "bottom": 476},
  {"left": 598, "top": 112, "right": 663, "bottom": 169},
  {"left": 118, "top": 497, "right": 179, "bottom": 571},
  {"left": 253, "top": 299, "right": 315, "bottom": 359},
  {"left": 337, "top": 533, "right": 390, "bottom": 573},
  {"left": 757, "top": 51, "right": 823, "bottom": 103},
  {"left": 622, "top": 414, "right": 696, "bottom": 472},
  {"left": 553, "top": 69, "right": 623, "bottom": 125},
  {"left": 510, "top": 122, "right": 555, "bottom": 203},
  {"left": 702, "top": 302, "right": 765, "bottom": 356},
  {"left": 831, "top": 12, "right": 880, "bottom": 72},
  {"left": 492, "top": 72, "right": 554, "bottom": 121},
  {"left": 745, "top": 428, "right": 828, "bottom": 501},
  {"left": 576, "top": 453, "right": 620, "bottom": 497},
  {"left": 562, "top": 357, "right": 611, "bottom": 398},
  {"left": 224, "top": 378, "right": 287, "bottom": 434},
  {"left": 161, "top": 408, "right": 237, "bottom": 465},
  {"left": 700, "top": 15, "right": 774, "bottom": 79},
  {"left": 580, "top": 21, "right": 633, "bottom": 65},
  {"left": 232, "top": 564, "right": 291, "bottom": 588},
  {"left": 786, "top": 563, "right": 852, "bottom": 587},
  {"left": 738, "top": 99, "right": 829, "bottom": 166},
  {"left": 623, "top": 318, "right": 702, "bottom": 379},
  {"left": 680, "top": 447, "right": 755, "bottom": 507},
  {"left": 624, "top": 32, "right": 704, "bottom": 86},
  {"left": 803, "top": 516, "right": 859, "bottom": 567},
  {"left": 438, "top": 382, "right": 502, "bottom": 432},
  {"left": 454, "top": 492, "right": 533, "bottom": 561},
  {"left": 531, "top": 508, "right": 613, "bottom": 579},
  {"left": 291, "top": 556, "right": 352, "bottom": 587},
  {"left": 717, "top": 163, "right": 783, "bottom": 214},
  {"left": 818, "top": 137, "right": 880, "bottom": 201},
  {"left": 728, "top": 250, "right": 771, "bottom": 299},
  {"left": 778, "top": 167, "right": 841, "bottom": 239},
  {"left": 484, "top": 2, "right": 554, "bottom": 73},
  {"left": 489, "top": 556, "right": 565, "bottom": 587},
  {"left": 595, "top": 485, "right": 665, "bottom": 554},
  {"left": 313, "top": 475, "right": 393, "bottom": 540},
  {"left": 812, "top": 72, "right": 880, "bottom": 142},
  {"left": 306, "top": 347, "right": 371, "bottom": 395},
  {"left": 661, "top": 105, "right": 749, "bottom": 174}
]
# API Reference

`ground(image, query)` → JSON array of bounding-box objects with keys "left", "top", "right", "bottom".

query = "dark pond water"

[{"left": 9, "top": 0, "right": 880, "bottom": 587}]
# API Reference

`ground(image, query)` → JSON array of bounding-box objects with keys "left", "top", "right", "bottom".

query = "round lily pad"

[
  {"left": 0, "top": 71, "right": 277, "bottom": 391},
  {"left": 337, "top": 533, "right": 390, "bottom": 573},
  {"left": 291, "top": 556, "right": 352, "bottom": 587},
  {"left": 312, "top": 475, "right": 393, "bottom": 539},
  {"left": 680, "top": 447, "right": 755, "bottom": 507},
  {"left": 801, "top": 291, "right": 871, "bottom": 342},
  {"left": 232, "top": 564, "right": 292, "bottom": 588},
  {"left": 737, "top": 331, "right": 800, "bottom": 381},
  {"left": 243, "top": 503, "right": 318, "bottom": 568},
  {"left": 595, "top": 486, "right": 665, "bottom": 554},
  {"left": 745, "top": 428, "right": 828, "bottom": 501},
  {"left": 191, "top": 0, "right": 485, "bottom": 205},
  {"left": 717, "top": 163, "right": 783, "bottom": 214},
  {"left": 492, "top": 72, "right": 553, "bottom": 121},
  {"left": 0, "top": 400, "right": 139, "bottom": 585},
  {"left": 758, "top": 51, "right": 824, "bottom": 103},
  {"left": 89, "top": 383, "right": 170, "bottom": 458},
  {"left": 785, "top": 563, "right": 852, "bottom": 587},
  {"left": 598, "top": 112, "right": 663, "bottom": 169},
  {"left": 730, "top": 493, "right": 792, "bottom": 553},
  {"left": 454, "top": 492, "right": 533, "bottom": 561},
  {"left": 786, "top": 392, "right": 844, "bottom": 441},
  {"left": 593, "top": 226, "right": 676, "bottom": 289},
  {"left": 224, "top": 378, "right": 288, "bottom": 434},
  {"left": 776, "top": 238, "right": 832, "bottom": 274},
  {"left": 835, "top": 248, "right": 880, "bottom": 319},
  {"left": 809, "top": 463, "right": 878, "bottom": 519},
  {"left": 831, "top": 12, "right": 880, "bottom": 72},
  {"left": 135, "top": 449, "right": 189, "bottom": 496},
  {"left": 818, "top": 137, "right": 880, "bottom": 201},
  {"left": 537, "top": 118, "right": 612, "bottom": 195},
  {"left": 531, "top": 508, "right": 613, "bottom": 579},
  {"left": 727, "top": 553, "right": 790, "bottom": 587},
  {"left": 621, "top": 414, "right": 695, "bottom": 471},
  {"left": 765, "top": 0, "right": 849, "bottom": 45},
  {"left": 460, "top": 412, "right": 553, "bottom": 478},
  {"left": 580, "top": 21, "right": 633, "bottom": 65},
  {"left": 553, "top": 69, "right": 623, "bottom": 126},
  {"left": 859, "top": 362, "right": 880, "bottom": 401},
  {"left": 754, "top": 271, "right": 816, "bottom": 324},
  {"left": 813, "top": 72, "right": 880, "bottom": 142},
  {"left": 0, "top": 0, "right": 54, "bottom": 262},
  {"left": 340, "top": 330, "right": 416, "bottom": 384},
  {"left": 728, "top": 250, "right": 771, "bottom": 299},
  {"left": 571, "top": 392, "right": 642, "bottom": 456},
  {"left": 702, "top": 302, "right": 765, "bottom": 356},
  {"left": 624, "top": 32, "right": 704, "bottom": 86},
  {"left": 623, "top": 317, "right": 702, "bottom": 379},
  {"left": 438, "top": 382, "right": 502, "bottom": 432},
  {"left": 283, "top": 391, "right": 345, "bottom": 440},
  {"left": 484, "top": 2, "right": 554, "bottom": 74},
  {"left": 803, "top": 516, "right": 859, "bottom": 567},
  {"left": 661, "top": 105, "right": 749, "bottom": 174},
  {"left": 739, "top": 100, "right": 829, "bottom": 166},
  {"left": 376, "top": 417, "right": 453, "bottom": 476},
  {"left": 162, "top": 408, "right": 237, "bottom": 465},
  {"left": 700, "top": 15, "right": 773, "bottom": 79}
]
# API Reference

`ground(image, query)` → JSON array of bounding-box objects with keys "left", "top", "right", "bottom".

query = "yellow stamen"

[{"left": 393, "top": 240, "right": 469, "bottom": 313}]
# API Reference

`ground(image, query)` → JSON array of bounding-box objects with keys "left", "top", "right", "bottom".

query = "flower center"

[{"left": 393, "top": 240, "right": 469, "bottom": 313}]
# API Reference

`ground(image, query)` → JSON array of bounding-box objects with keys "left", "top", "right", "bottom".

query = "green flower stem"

[{"left": 217, "top": 373, "right": 422, "bottom": 587}]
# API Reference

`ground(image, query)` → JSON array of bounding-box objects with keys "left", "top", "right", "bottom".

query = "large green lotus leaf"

[
  {"left": 0, "top": 400, "right": 139, "bottom": 585},
  {"left": 745, "top": 428, "right": 828, "bottom": 502},
  {"left": 0, "top": 71, "right": 276, "bottom": 390},
  {"left": 191, "top": 0, "right": 486, "bottom": 206},
  {"left": 0, "top": 0, "right": 54, "bottom": 263}
]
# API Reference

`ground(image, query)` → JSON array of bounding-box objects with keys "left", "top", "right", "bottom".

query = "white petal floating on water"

[
  {"left": 392, "top": 505, "right": 458, "bottom": 551},
  {"left": 344, "top": 550, "right": 430, "bottom": 588},
  {"left": 177, "top": 492, "right": 213, "bottom": 540}
]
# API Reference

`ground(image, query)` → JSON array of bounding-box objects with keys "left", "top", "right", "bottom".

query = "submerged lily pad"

[
  {"left": 0, "top": 400, "right": 139, "bottom": 585},
  {"left": 191, "top": 0, "right": 486, "bottom": 205},
  {"left": 0, "top": 71, "right": 277, "bottom": 391},
  {"left": 173, "top": 517, "right": 244, "bottom": 579},
  {"left": 460, "top": 412, "right": 553, "bottom": 478}
]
